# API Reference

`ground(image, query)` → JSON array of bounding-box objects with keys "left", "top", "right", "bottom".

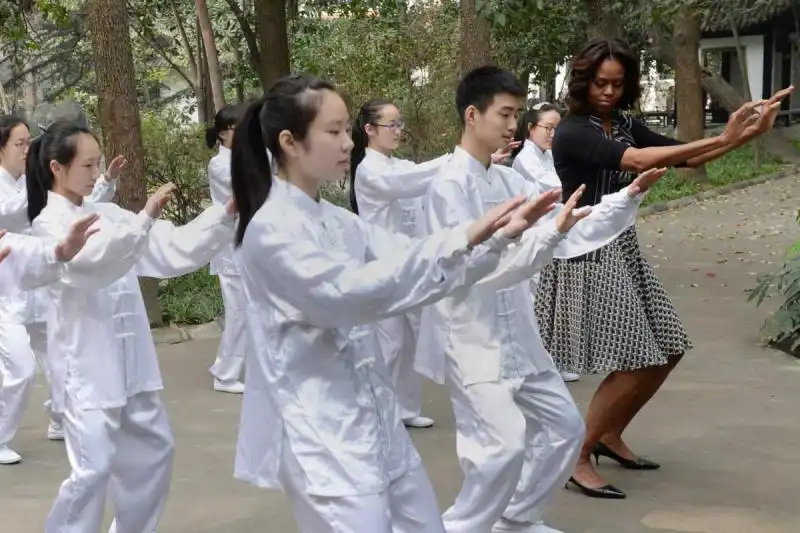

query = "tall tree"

[
  {"left": 255, "top": 0, "right": 290, "bottom": 90},
  {"left": 459, "top": 0, "right": 493, "bottom": 74},
  {"left": 584, "top": 0, "right": 622, "bottom": 40},
  {"left": 195, "top": 0, "right": 226, "bottom": 112},
  {"left": 673, "top": 8, "right": 707, "bottom": 181},
  {"left": 87, "top": 0, "right": 162, "bottom": 324}
]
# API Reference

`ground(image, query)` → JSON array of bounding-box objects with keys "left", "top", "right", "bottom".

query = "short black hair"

[
  {"left": 456, "top": 66, "right": 526, "bottom": 126},
  {"left": 567, "top": 38, "right": 641, "bottom": 114}
]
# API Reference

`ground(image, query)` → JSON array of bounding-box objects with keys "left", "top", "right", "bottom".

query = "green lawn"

[{"left": 642, "top": 143, "right": 782, "bottom": 206}]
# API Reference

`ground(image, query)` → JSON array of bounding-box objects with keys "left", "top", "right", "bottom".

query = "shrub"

[
  {"left": 141, "top": 111, "right": 222, "bottom": 324},
  {"left": 748, "top": 210, "right": 800, "bottom": 356}
]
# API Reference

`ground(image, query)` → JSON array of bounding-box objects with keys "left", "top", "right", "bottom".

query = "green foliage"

[
  {"left": 140, "top": 111, "right": 220, "bottom": 324},
  {"left": 748, "top": 210, "right": 800, "bottom": 353},
  {"left": 291, "top": 1, "right": 461, "bottom": 161},
  {"left": 478, "top": 0, "right": 586, "bottom": 86},
  {"left": 158, "top": 270, "right": 223, "bottom": 325},
  {"left": 140, "top": 110, "right": 212, "bottom": 225}
]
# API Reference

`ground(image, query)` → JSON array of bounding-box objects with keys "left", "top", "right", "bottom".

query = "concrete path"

[{"left": 2, "top": 174, "right": 800, "bottom": 532}]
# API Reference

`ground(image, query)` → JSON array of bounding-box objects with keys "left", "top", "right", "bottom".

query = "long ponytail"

[
  {"left": 348, "top": 98, "right": 392, "bottom": 215},
  {"left": 25, "top": 136, "right": 51, "bottom": 223},
  {"left": 25, "top": 120, "right": 93, "bottom": 223},
  {"left": 231, "top": 74, "right": 338, "bottom": 246},
  {"left": 231, "top": 99, "right": 272, "bottom": 247},
  {"left": 349, "top": 112, "right": 367, "bottom": 215}
]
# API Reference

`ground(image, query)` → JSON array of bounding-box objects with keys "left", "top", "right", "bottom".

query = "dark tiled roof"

[{"left": 701, "top": 0, "right": 793, "bottom": 32}]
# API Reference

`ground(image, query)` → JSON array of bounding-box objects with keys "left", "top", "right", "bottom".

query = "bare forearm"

[
  {"left": 684, "top": 137, "right": 743, "bottom": 167},
  {"left": 624, "top": 136, "right": 726, "bottom": 172}
]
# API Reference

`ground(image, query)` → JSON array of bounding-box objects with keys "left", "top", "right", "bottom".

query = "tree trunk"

[
  {"left": 458, "top": 0, "right": 493, "bottom": 75},
  {"left": 195, "top": 0, "right": 226, "bottom": 112},
  {"left": 730, "top": 23, "right": 760, "bottom": 168},
  {"left": 673, "top": 10, "right": 708, "bottom": 182},
  {"left": 87, "top": 0, "right": 162, "bottom": 325},
  {"left": 648, "top": 24, "right": 800, "bottom": 163},
  {"left": 255, "top": 0, "right": 290, "bottom": 91},
  {"left": 196, "top": 18, "right": 215, "bottom": 124},
  {"left": 584, "top": 0, "right": 623, "bottom": 40}
]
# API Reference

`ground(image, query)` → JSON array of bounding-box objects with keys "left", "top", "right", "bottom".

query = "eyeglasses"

[
  {"left": 535, "top": 124, "right": 556, "bottom": 134},
  {"left": 371, "top": 121, "right": 406, "bottom": 132}
]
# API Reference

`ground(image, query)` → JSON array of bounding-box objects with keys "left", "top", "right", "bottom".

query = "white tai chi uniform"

[
  {"left": 0, "top": 166, "right": 115, "bottom": 453},
  {"left": 207, "top": 145, "right": 247, "bottom": 386},
  {"left": 233, "top": 178, "right": 574, "bottom": 532},
  {"left": 418, "top": 146, "right": 644, "bottom": 533},
  {"left": 32, "top": 192, "right": 234, "bottom": 533},
  {"left": 354, "top": 148, "right": 448, "bottom": 422},
  {"left": 513, "top": 141, "right": 580, "bottom": 394}
]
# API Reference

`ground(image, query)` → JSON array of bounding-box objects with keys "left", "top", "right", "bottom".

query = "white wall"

[{"left": 700, "top": 35, "right": 765, "bottom": 100}]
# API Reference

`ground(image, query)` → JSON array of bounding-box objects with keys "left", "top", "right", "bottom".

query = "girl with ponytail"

[
  {"left": 348, "top": 98, "right": 451, "bottom": 430},
  {"left": 0, "top": 113, "right": 122, "bottom": 462},
  {"left": 228, "top": 72, "right": 578, "bottom": 533},
  {"left": 509, "top": 103, "right": 580, "bottom": 384},
  {"left": 27, "top": 120, "right": 237, "bottom": 532},
  {"left": 205, "top": 104, "right": 248, "bottom": 395}
]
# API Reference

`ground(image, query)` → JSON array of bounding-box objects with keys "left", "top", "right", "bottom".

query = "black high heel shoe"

[
  {"left": 592, "top": 442, "right": 661, "bottom": 470},
  {"left": 565, "top": 476, "right": 626, "bottom": 499}
]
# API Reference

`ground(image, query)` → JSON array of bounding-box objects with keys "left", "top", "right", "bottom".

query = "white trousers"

[
  {"left": 281, "top": 459, "right": 445, "bottom": 533},
  {"left": 46, "top": 391, "right": 175, "bottom": 533},
  {"left": 375, "top": 312, "right": 423, "bottom": 421},
  {"left": 0, "top": 322, "right": 51, "bottom": 446},
  {"left": 442, "top": 367, "right": 584, "bottom": 533},
  {"left": 209, "top": 274, "right": 247, "bottom": 383}
]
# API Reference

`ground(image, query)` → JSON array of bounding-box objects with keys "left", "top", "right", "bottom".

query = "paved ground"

[{"left": 2, "top": 174, "right": 800, "bottom": 532}]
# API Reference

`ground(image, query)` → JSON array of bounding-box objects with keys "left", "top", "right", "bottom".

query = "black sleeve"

[
  {"left": 629, "top": 118, "right": 684, "bottom": 148},
  {"left": 552, "top": 118, "right": 629, "bottom": 171}
]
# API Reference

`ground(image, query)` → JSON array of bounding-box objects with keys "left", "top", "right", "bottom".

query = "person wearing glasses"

[
  {"left": 348, "top": 99, "right": 450, "bottom": 428},
  {"left": 510, "top": 103, "right": 580, "bottom": 385}
]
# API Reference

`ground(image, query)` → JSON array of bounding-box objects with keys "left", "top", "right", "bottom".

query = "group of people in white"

[{"left": 0, "top": 35, "right": 791, "bottom": 533}]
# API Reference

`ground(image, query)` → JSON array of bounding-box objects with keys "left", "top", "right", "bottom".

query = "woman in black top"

[{"left": 535, "top": 37, "right": 791, "bottom": 499}]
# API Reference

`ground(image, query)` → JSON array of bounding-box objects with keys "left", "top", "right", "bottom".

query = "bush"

[
  {"left": 158, "top": 270, "right": 223, "bottom": 325},
  {"left": 748, "top": 210, "right": 800, "bottom": 356},
  {"left": 141, "top": 111, "right": 223, "bottom": 324},
  {"left": 141, "top": 110, "right": 212, "bottom": 225}
]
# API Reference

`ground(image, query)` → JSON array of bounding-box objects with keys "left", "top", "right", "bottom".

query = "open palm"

[{"left": 55, "top": 214, "right": 101, "bottom": 261}]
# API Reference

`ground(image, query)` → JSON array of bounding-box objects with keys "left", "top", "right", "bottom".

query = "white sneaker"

[
  {"left": 47, "top": 420, "right": 65, "bottom": 441},
  {"left": 561, "top": 371, "right": 580, "bottom": 383},
  {"left": 0, "top": 445, "right": 22, "bottom": 465},
  {"left": 403, "top": 416, "right": 434, "bottom": 428},
  {"left": 530, "top": 522, "right": 565, "bottom": 533},
  {"left": 213, "top": 379, "right": 245, "bottom": 394},
  {"left": 492, "top": 519, "right": 564, "bottom": 533}
]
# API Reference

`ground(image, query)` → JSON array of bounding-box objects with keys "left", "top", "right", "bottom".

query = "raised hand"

[
  {"left": 745, "top": 86, "right": 794, "bottom": 138},
  {"left": 628, "top": 167, "right": 668, "bottom": 196},
  {"left": 555, "top": 185, "right": 592, "bottom": 233},
  {"left": 54, "top": 213, "right": 101, "bottom": 262},
  {"left": 466, "top": 196, "right": 527, "bottom": 248},
  {"left": 490, "top": 140, "right": 522, "bottom": 165},
  {"left": 0, "top": 230, "right": 10, "bottom": 264},
  {"left": 144, "top": 183, "right": 177, "bottom": 219},
  {"left": 106, "top": 155, "right": 128, "bottom": 182},
  {"left": 500, "top": 189, "right": 562, "bottom": 239},
  {"left": 721, "top": 100, "right": 764, "bottom": 145}
]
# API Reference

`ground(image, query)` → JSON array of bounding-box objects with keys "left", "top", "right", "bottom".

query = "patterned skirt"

[{"left": 535, "top": 226, "right": 692, "bottom": 375}]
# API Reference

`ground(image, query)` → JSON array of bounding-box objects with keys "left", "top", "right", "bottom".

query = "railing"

[{"left": 640, "top": 108, "right": 800, "bottom": 129}]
